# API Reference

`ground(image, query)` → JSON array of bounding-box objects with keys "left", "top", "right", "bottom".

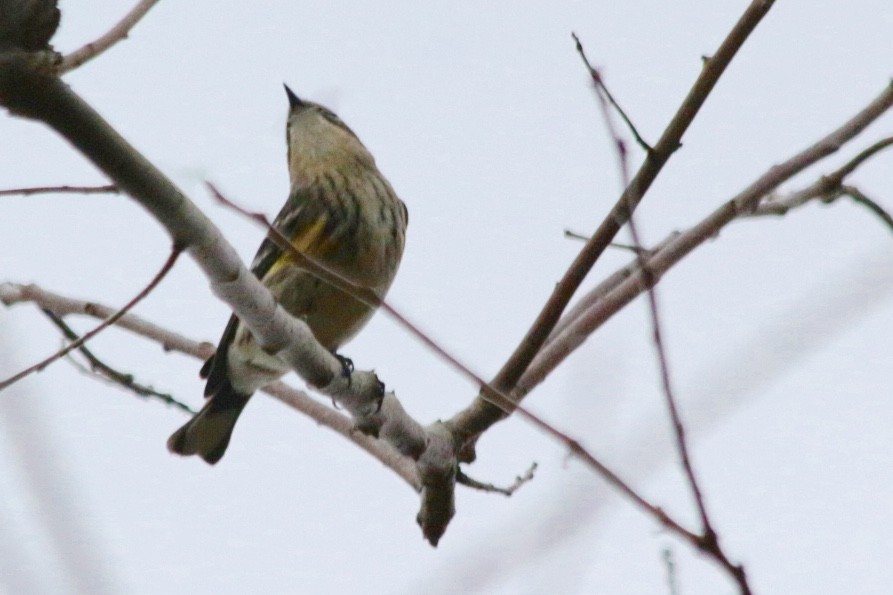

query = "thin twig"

[
  {"left": 636, "top": 249, "right": 715, "bottom": 541},
  {"left": 39, "top": 308, "right": 194, "bottom": 413},
  {"left": 841, "top": 185, "right": 893, "bottom": 233},
  {"left": 609, "top": 242, "right": 651, "bottom": 255},
  {"left": 456, "top": 462, "right": 538, "bottom": 496},
  {"left": 565, "top": 229, "right": 653, "bottom": 255},
  {"left": 827, "top": 136, "right": 893, "bottom": 180},
  {"left": 59, "top": 0, "right": 163, "bottom": 73},
  {"left": 0, "top": 246, "right": 182, "bottom": 391},
  {"left": 564, "top": 229, "right": 590, "bottom": 241},
  {"left": 572, "top": 32, "right": 652, "bottom": 152},
  {"left": 0, "top": 184, "right": 118, "bottom": 197}
]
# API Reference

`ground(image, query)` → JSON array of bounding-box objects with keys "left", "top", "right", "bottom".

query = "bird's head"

[{"left": 283, "top": 84, "right": 373, "bottom": 183}]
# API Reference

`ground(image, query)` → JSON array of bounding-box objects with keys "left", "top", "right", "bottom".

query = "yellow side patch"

[{"left": 267, "top": 216, "right": 335, "bottom": 276}]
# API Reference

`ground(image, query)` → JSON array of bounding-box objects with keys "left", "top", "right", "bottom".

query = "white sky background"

[{"left": 1, "top": 1, "right": 892, "bottom": 593}]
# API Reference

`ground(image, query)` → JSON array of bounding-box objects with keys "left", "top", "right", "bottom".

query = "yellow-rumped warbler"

[{"left": 167, "top": 85, "right": 408, "bottom": 464}]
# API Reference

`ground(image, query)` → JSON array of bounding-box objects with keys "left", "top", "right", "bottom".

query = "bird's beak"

[{"left": 283, "top": 83, "right": 304, "bottom": 109}]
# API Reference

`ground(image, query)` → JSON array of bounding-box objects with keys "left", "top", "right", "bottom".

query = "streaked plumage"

[{"left": 167, "top": 86, "right": 407, "bottom": 464}]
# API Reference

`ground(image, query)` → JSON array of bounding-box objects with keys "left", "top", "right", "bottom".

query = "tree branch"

[
  {"left": 0, "top": 281, "right": 422, "bottom": 490},
  {"left": 0, "top": 183, "right": 117, "bottom": 196},
  {"left": 840, "top": 185, "right": 893, "bottom": 233},
  {"left": 1, "top": 279, "right": 716, "bottom": 551},
  {"left": 456, "top": 462, "right": 537, "bottom": 496},
  {"left": 751, "top": 135, "right": 893, "bottom": 233},
  {"left": 572, "top": 32, "right": 652, "bottom": 153},
  {"left": 520, "top": 82, "right": 893, "bottom": 398},
  {"left": 58, "top": 0, "right": 162, "bottom": 73},
  {"left": 0, "top": 245, "right": 182, "bottom": 391},
  {"left": 449, "top": 0, "right": 777, "bottom": 459},
  {"left": 38, "top": 307, "right": 194, "bottom": 413}
]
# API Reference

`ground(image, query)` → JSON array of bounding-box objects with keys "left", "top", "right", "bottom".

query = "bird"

[{"left": 167, "top": 84, "right": 408, "bottom": 464}]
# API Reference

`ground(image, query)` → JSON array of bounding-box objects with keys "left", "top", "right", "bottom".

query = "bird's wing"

[{"left": 201, "top": 184, "right": 342, "bottom": 396}]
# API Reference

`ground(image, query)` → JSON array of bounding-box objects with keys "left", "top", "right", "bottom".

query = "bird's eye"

[{"left": 321, "top": 110, "right": 341, "bottom": 124}]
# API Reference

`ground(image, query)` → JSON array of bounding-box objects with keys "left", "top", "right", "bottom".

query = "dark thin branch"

[
  {"left": 456, "top": 462, "right": 537, "bottom": 496},
  {"left": 0, "top": 184, "right": 118, "bottom": 197},
  {"left": 565, "top": 229, "right": 653, "bottom": 255},
  {"left": 0, "top": 246, "right": 182, "bottom": 391},
  {"left": 827, "top": 136, "right": 893, "bottom": 181},
  {"left": 608, "top": 242, "right": 652, "bottom": 255},
  {"left": 572, "top": 32, "right": 652, "bottom": 153},
  {"left": 564, "top": 229, "right": 590, "bottom": 241},
  {"left": 641, "top": 271, "right": 715, "bottom": 538},
  {"left": 841, "top": 185, "right": 893, "bottom": 233},
  {"left": 39, "top": 308, "right": 194, "bottom": 413},
  {"left": 580, "top": 36, "right": 740, "bottom": 590}
]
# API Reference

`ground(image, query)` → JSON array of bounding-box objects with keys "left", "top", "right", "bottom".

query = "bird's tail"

[{"left": 167, "top": 379, "right": 252, "bottom": 465}]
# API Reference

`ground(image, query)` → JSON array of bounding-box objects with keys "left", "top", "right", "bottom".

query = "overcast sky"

[{"left": 2, "top": 1, "right": 893, "bottom": 593}]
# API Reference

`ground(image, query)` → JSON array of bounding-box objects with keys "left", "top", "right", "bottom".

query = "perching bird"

[{"left": 167, "top": 85, "right": 408, "bottom": 464}]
